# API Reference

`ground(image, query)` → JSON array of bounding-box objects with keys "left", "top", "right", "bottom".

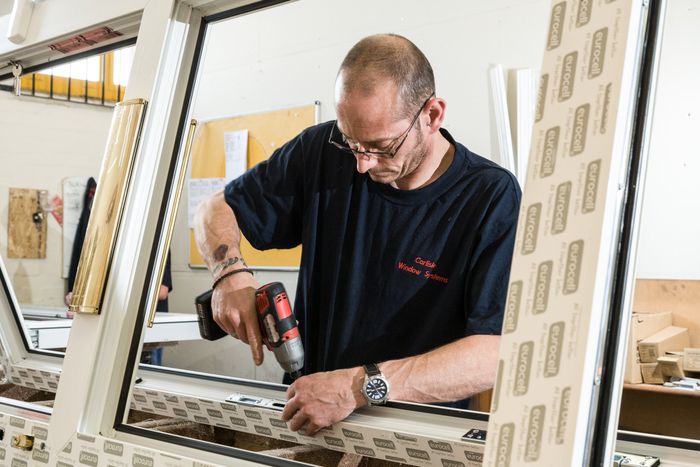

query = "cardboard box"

[
  {"left": 624, "top": 311, "right": 673, "bottom": 383},
  {"left": 657, "top": 355, "right": 684, "bottom": 378},
  {"left": 640, "top": 362, "right": 664, "bottom": 384},
  {"left": 638, "top": 326, "right": 690, "bottom": 363},
  {"left": 684, "top": 347, "right": 700, "bottom": 372}
]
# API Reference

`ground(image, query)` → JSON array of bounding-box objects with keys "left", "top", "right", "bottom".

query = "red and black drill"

[{"left": 195, "top": 282, "right": 304, "bottom": 380}]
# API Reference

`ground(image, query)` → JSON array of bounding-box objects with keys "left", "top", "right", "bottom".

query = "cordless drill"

[{"left": 195, "top": 281, "right": 304, "bottom": 380}]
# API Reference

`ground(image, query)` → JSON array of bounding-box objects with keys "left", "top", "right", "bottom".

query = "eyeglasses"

[{"left": 328, "top": 92, "right": 435, "bottom": 159}]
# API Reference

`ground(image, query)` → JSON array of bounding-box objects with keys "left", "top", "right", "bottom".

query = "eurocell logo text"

[
  {"left": 32, "top": 449, "right": 50, "bottom": 464},
  {"left": 583, "top": 160, "right": 601, "bottom": 213},
  {"left": 103, "top": 440, "right": 124, "bottom": 456},
  {"left": 152, "top": 401, "right": 167, "bottom": 410},
  {"left": 504, "top": 281, "right": 522, "bottom": 333},
  {"left": 552, "top": 182, "right": 571, "bottom": 235},
  {"left": 9, "top": 417, "right": 25, "bottom": 428},
  {"left": 355, "top": 447, "right": 376, "bottom": 457},
  {"left": 428, "top": 440, "right": 453, "bottom": 453},
  {"left": 343, "top": 428, "right": 364, "bottom": 440},
  {"left": 558, "top": 52, "right": 578, "bottom": 101},
  {"left": 576, "top": 0, "right": 593, "bottom": 26},
  {"left": 522, "top": 203, "right": 542, "bottom": 253},
  {"left": 557, "top": 387, "right": 572, "bottom": 444},
  {"left": 324, "top": 436, "right": 345, "bottom": 447},
  {"left": 532, "top": 261, "right": 552, "bottom": 314},
  {"left": 79, "top": 451, "right": 99, "bottom": 467},
  {"left": 465, "top": 451, "right": 483, "bottom": 462},
  {"left": 544, "top": 321, "right": 565, "bottom": 377},
  {"left": 406, "top": 448, "right": 431, "bottom": 460},
  {"left": 441, "top": 460, "right": 465, "bottom": 467},
  {"left": 564, "top": 240, "right": 584, "bottom": 294},
  {"left": 540, "top": 127, "right": 559, "bottom": 177},
  {"left": 269, "top": 418, "right": 287, "bottom": 428},
  {"left": 229, "top": 417, "right": 247, "bottom": 427},
  {"left": 243, "top": 409, "right": 262, "bottom": 420},
  {"left": 588, "top": 28, "right": 608, "bottom": 78},
  {"left": 32, "top": 426, "right": 48, "bottom": 440},
  {"left": 525, "top": 405, "right": 546, "bottom": 461},
  {"left": 570, "top": 104, "right": 590, "bottom": 156},
  {"left": 374, "top": 438, "right": 396, "bottom": 450},
  {"left": 547, "top": 2, "right": 566, "bottom": 50},
  {"left": 132, "top": 454, "right": 154, "bottom": 467},
  {"left": 184, "top": 401, "right": 200, "bottom": 411},
  {"left": 514, "top": 341, "right": 534, "bottom": 396},
  {"left": 496, "top": 423, "right": 515, "bottom": 467}
]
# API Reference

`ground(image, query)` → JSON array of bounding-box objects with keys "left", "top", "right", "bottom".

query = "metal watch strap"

[{"left": 364, "top": 363, "right": 381, "bottom": 377}]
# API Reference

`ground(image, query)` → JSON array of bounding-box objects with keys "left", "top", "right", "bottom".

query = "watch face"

[{"left": 365, "top": 377, "right": 388, "bottom": 401}]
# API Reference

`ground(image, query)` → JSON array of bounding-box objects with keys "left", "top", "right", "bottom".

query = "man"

[{"left": 194, "top": 34, "right": 520, "bottom": 434}]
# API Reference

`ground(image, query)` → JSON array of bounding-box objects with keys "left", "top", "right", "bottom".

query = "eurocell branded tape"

[
  {"left": 0, "top": 413, "right": 221, "bottom": 467},
  {"left": 484, "top": 0, "right": 646, "bottom": 465}
]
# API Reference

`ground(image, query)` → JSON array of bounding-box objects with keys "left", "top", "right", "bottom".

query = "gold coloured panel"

[{"left": 69, "top": 98, "right": 147, "bottom": 314}]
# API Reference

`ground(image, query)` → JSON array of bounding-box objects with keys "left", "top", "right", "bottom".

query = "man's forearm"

[
  {"left": 282, "top": 334, "right": 500, "bottom": 434},
  {"left": 380, "top": 334, "right": 500, "bottom": 403},
  {"left": 194, "top": 191, "right": 244, "bottom": 275}
]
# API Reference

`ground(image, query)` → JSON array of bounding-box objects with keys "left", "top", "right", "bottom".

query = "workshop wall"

[
  {"left": 0, "top": 91, "right": 111, "bottom": 306},
  {"left": 635, "top": 0, "right": 700, "bottom": 280}
]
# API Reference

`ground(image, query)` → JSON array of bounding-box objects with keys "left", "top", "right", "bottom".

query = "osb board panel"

[
  {"left": 634, "top": 279, "right": 700, "bottom": 346},
  {"left": 7, "top": 188, "right": 47, "bottom": 259}
]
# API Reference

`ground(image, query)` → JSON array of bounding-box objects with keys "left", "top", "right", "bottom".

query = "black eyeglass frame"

[{"left": 328, "top": 92, "right": 436, "bottom": 159}]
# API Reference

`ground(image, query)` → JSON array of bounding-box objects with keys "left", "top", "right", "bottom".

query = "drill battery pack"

[{"left": 195, "top": 289, "right": 227, "bottom": 341}]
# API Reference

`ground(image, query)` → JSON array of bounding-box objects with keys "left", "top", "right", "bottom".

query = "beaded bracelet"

[
  {"left": 212, "top": 268, "right": 254, "bottom": 290},
  {"left": 213, "top": 256, "right": 246, "bottom": 275}
]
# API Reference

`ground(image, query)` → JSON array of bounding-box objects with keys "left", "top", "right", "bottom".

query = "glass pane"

[
  {"left": 51, "top": 63, "right": 71, "bottom": 79},
  {"left": 87, "top": 56, "right": 101, "bottom": 82},
  {"left": 113, "top": 46, "right": 135, "bottom": 87},
  {"left": 618, "top": 0, "right": 700, "bottom": 442},
  {"left": 136, "top": 0, "right": 551, "bottom": 424},
  {"left": 69, "top": 59, "right": 87, "bottom": 80},
  {"left": 0, "top": 76, "right": 113, "bottom": 352}
]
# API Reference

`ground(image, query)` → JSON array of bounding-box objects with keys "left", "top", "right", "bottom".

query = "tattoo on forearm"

[
  {"left": 213, "top": 256, "right": 247, "bottom": 275},
  {"left": 213, "top": 244, "right": 229, "bottom": 261}
]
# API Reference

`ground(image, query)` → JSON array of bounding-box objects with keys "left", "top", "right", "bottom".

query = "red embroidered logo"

[{"left": 397, "top": 257, "right": 449, "bottom": 284}]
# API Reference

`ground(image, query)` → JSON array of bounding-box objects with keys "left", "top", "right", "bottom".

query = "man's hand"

[
  {"left": 281, "top": 367, "right": 366, "bottom": 435},
  {"left": 211, "top": 271, "right": 263, "bottom": 365}
]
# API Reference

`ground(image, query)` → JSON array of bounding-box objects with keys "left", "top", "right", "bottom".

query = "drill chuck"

[{"left": 272, "top": 337, "right": 304, "bottom": 375}]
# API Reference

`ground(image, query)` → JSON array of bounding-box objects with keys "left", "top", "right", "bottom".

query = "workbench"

[{"left": 21, "top": 306, "right": 200, "bottom": 350}]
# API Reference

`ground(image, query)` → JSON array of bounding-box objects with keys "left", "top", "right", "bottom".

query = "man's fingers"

[
  {"left": 288, "top": 409, "right": 308, "bottom": 432},
  {"left": 222, "top": 307, "right": 248, "bottom": 343},
  {"left": 302, "top": 423, "right": 321, "bottom": 436},
  {"left": 281, "top": 395, "right": 298, "bottom": 421},
  {"left": 214, "top": 312, "right": 236, "bottom": 337},
  {"left": 245, "top": 318, "right": 264, "bottom": 365},
  {"left": 286, "top": 385, "right": 296, "bottom": 400}
]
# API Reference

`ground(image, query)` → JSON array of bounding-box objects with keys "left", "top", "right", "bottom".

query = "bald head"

[{"left": 337, "top": 34, "right": 435, "bottom": 119}]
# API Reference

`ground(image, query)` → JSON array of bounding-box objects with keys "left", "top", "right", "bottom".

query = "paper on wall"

[
  {"left": 62, "top": 176, "right": 90, "bottom": 278},
  {"left": 224, "top": 129, "right": 249, "bottom": 180},
  {"left": 188, "top": 178, "right": 226, "bottom": 228}
]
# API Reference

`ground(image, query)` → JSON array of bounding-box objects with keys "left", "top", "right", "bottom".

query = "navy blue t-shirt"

[{"left": 225, "top": 122, "right": 520, "bottom": 379}]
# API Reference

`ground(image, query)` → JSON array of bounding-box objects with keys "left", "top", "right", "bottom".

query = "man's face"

[{"left": 334, "top": 79, "right": 429, "bottom": 187}]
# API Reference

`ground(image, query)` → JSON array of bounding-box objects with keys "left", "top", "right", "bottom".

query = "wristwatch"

[{"left": 361, "top": 363, "right": 390, "bottom": 405}]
